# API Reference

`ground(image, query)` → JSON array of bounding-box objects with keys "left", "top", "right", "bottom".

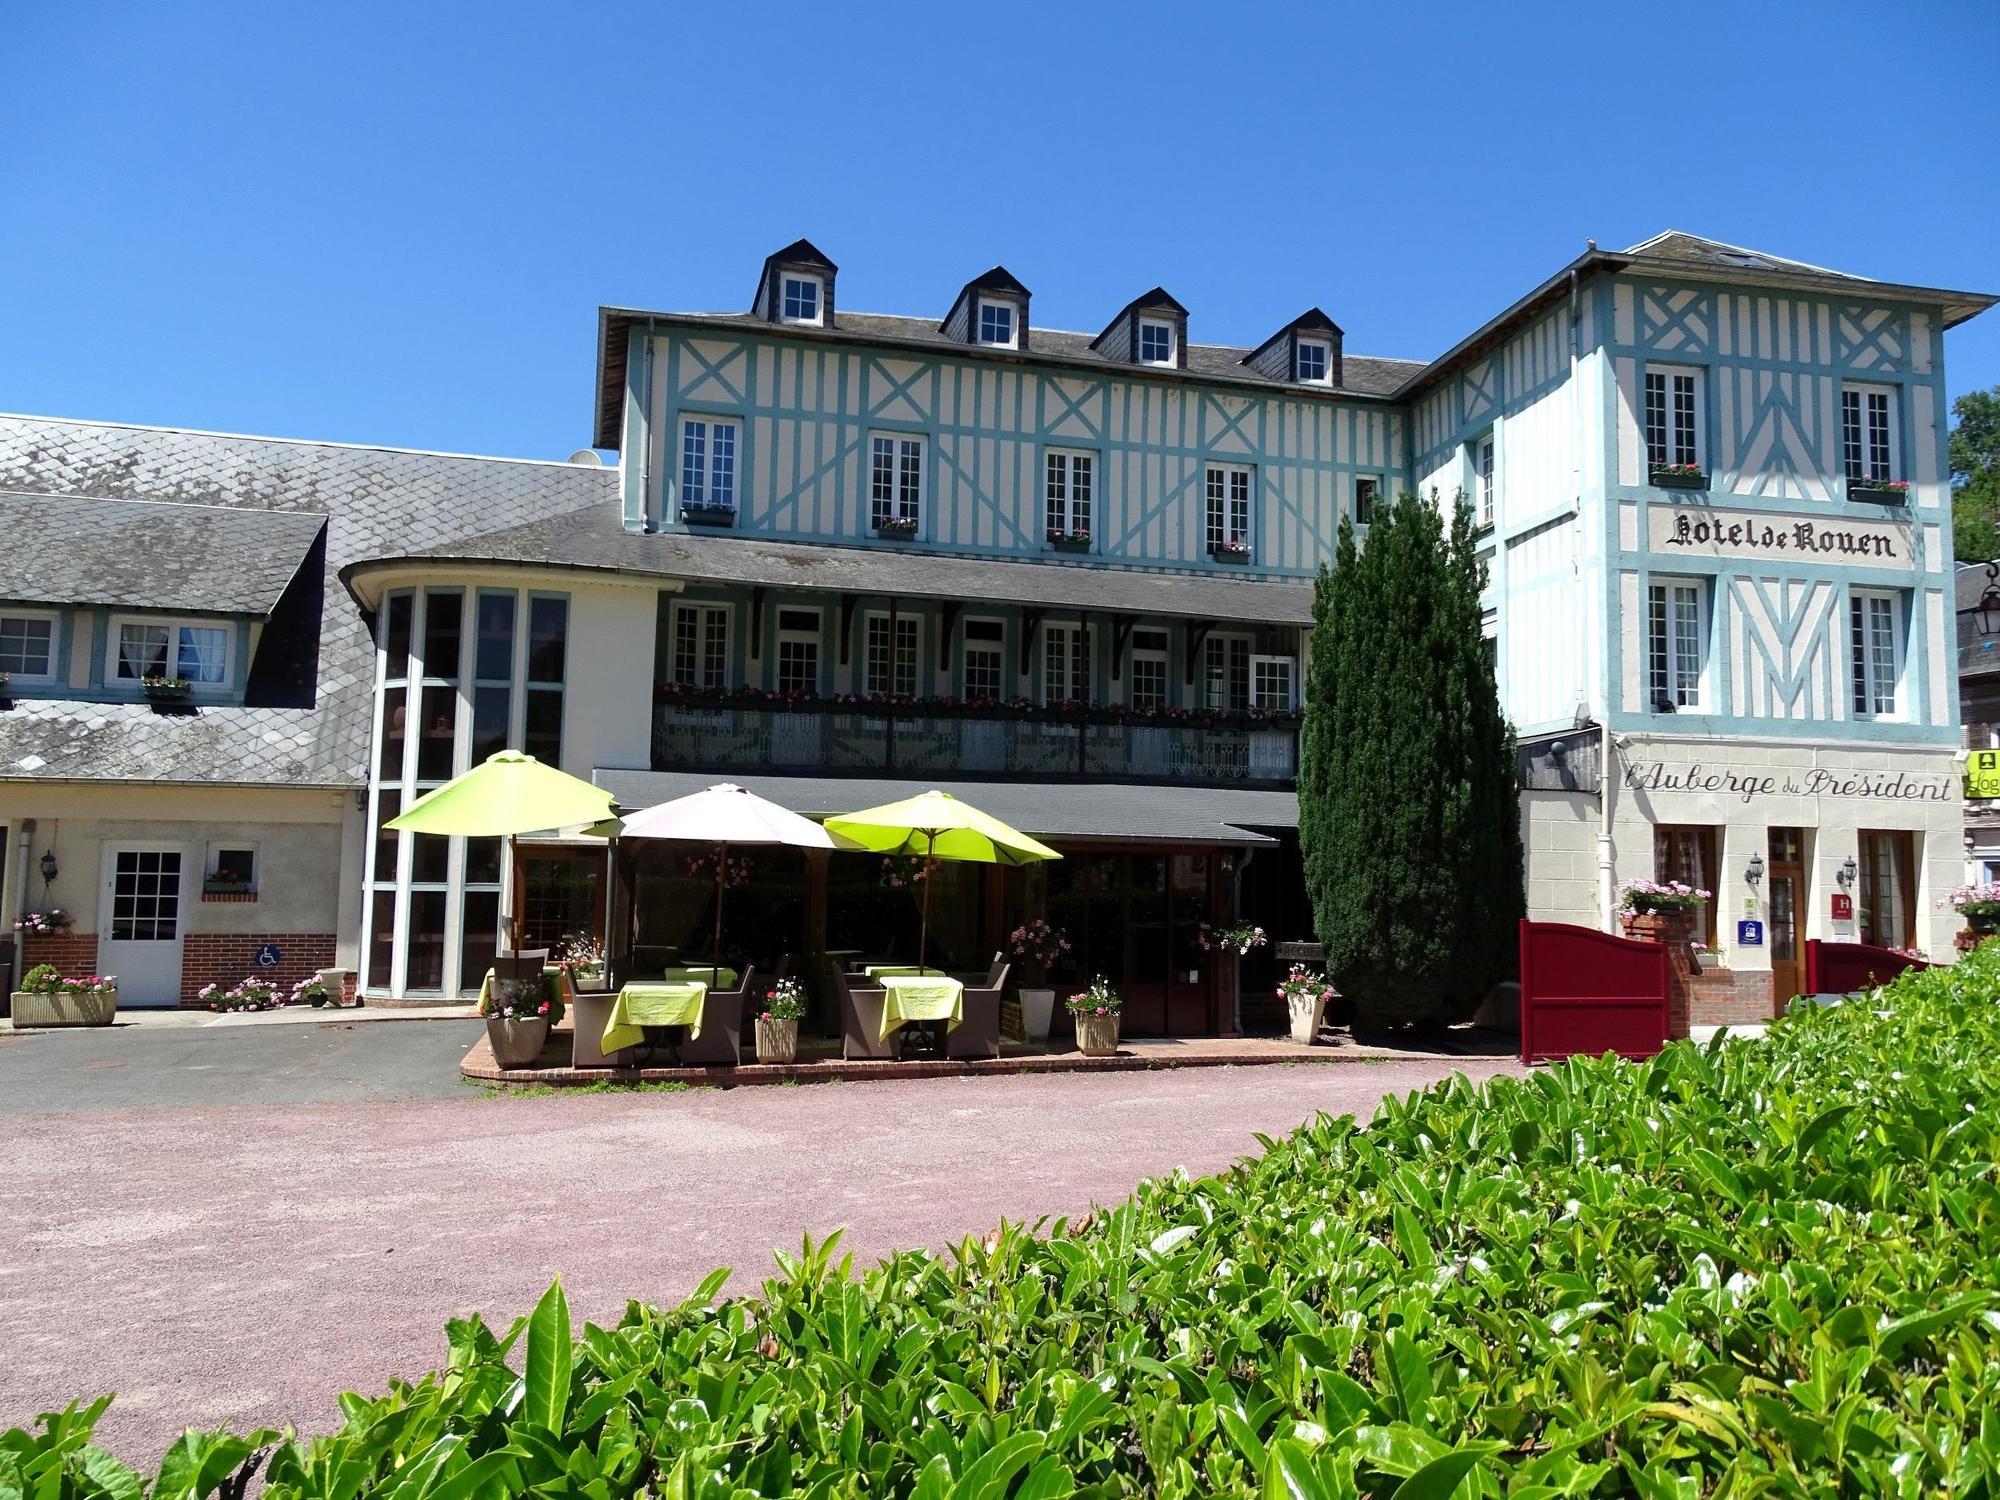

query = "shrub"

[
  {"left": 18, "top": 965, "right": 112, "bottom": 997},
  {"left": 11, "top": 954, "right": 2000, "bottom": 1496},
  {"left": 198, "top": 978, "right": 278, "bottom": 1012}
]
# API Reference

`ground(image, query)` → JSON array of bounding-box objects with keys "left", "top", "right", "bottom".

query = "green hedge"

[{"left": 11, "top": 953, "right": 2000, "bottom": 1498}]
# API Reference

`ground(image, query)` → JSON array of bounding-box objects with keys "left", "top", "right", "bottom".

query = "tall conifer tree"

[{"left": 1298, "top": 490, "right": 1523, "bottom": 1024}]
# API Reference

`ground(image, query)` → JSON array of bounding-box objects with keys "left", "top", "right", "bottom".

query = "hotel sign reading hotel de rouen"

[{"left": 1648, "top": 504, "right": 1911, "bottom": 565}]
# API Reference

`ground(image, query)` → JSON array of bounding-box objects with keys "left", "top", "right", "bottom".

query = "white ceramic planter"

[
  {"left": 1074, "top": 1012, "right": 1119, "bottom": 1057},
  {"left": 756, "top": 1016, "right": 799, "bottom": 1063},
  {"left": 1017, "top": 987, "right": 1056, "bottom": 1042},
  {"left": 487, "top": 1015, "right": 550, "bottom": 1070},
  {"left": 1287, "top": 995, "right": 1328, "bottom": 1046}
]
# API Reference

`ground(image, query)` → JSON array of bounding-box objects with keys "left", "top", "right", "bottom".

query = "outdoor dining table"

[
  {"left": 876, "top": 973, "right": 965, "bottom": 1041},
  {"left": 598, "top": 980, "right": 707, "bottom": 1056},
  {"left": 861, "top": 963, "right": 945, "bottom": 980},
  {"left": 659, "top": 965, "right": 739, "bottom": 987}
]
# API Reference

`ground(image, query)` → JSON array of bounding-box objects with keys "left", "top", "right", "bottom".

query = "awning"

[{"left": 593, "top": 769, "right": 1297, "bottom": 846}]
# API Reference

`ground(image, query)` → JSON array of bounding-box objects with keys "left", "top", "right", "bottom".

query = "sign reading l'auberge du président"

[
  {"left": 1622, "top": 761, "right": 1953, "bottom": 804},
  {"left": 1647, "top": 504, "right": 1912, "bottom": 567}
]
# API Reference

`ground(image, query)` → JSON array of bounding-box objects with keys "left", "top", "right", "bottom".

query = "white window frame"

[
  {"left": 1475, "top": 435, "right": 1496, "bottom": 527},
  {"left": 1849, "top": 589, "right": 1904, "bottom": 720},
  {"left": 107, "top": 614, "right": 234, "bottom": 691},
  {"left": 779, "top": 273, "right": 824, "bottom": 326},
  {"left": 1643, "top": 364, "right": 1705, "bottom": 471},
  {"left": 862, "top": 612, "right": 922, "bottom": 699},
  {"left": 670, "top": 601, "right": 732, "bottom": 690},
  {"left": 1205, "top": 464, "right": 1254, "bottom": 550},
  {"left": 1250, "top": 654, "right": 1297, "bottom": 711},
  {"left": 960, "top": 617, "right": 1006, "bottom": 703},
  {"left": 976, "top": 299, "right": 1018, "bottom": 349},
  {"left": 1354, "top": 474, "right": 1383, "bottom": 527},
  {"left": 1044, "top": 449, "right": 1095, "bottom": 539},
  {"left": 1203, "top": 632, "right": 1254, "bottom": 711},
  {"left": 774, "top": 606, "right": 823, "bottom": 697},
  {"left": 0, "top": 608, "right": 59, "bottom": 684},
  {"left": 1295, "top": 337, "right": 1332, "bottom": 385},
  {"left": 678, "top": 414, "right": 740, "bottom": 512},
  {"left": 1042, "top": 621, "right": 1092, "bottom": 706},
  {"left": 1128, "top": 629, "right": 1170, "bottom": 710},
  {"left": 869, "top": 432, "right": 925, "bottom": 531},
  {"left": 1138, "top": 317, "right": 1176, "bottom": 367},
  {"left": 204, "top": 841, "right": 259, "bottom": 891},
  {"left": 1841, "top": 383, "right": 1900, "bottom": 483},
  {"left": 1646, "top": 578, "right": 1707, "bottom": 712}
]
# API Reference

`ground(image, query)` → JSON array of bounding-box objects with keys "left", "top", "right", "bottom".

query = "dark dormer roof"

[
  {"left": 1241, "top": 307, "right": 1344, "bottom": 367},
  {"left": 1091, "top": 287, "right": 1188, "bottom": 349},
  {"left": 749, "top": 238, "right": 840, "bottom": 323},
  {"left": 940, "top": 266, "right": 1033, "bottom": 343}
]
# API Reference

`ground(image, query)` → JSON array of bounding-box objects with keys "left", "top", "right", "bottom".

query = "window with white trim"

[
  {"left": 1043, "top": 622, "right": 1091, "bottom": 705},
  {"left": 780, "top": 274, "right": 822, "bottom": 325},
  {"left": 670, "top": 602, "right": 731, "bottom": 689},
  {"left": 775, "top": 608, "right": 821, "bottom": 697},
  {"left": 1045, "top": 450, "right": 1093, "bottom": 539},
  {"left": 1643, "top": 365, "right": 1703, "bottom": 469},
  {"left": 1296, "top": 338, "right": 1331, "bottom": 384},
  {"left": 1646, "top": 579, "right": 1705, "bottom": 711},
  {"left": 1129, "top": 629, "right": 1169, "bottom": 709},
  {"left": 961, "top": 619, "right": 1004, "bottom": 702},
  {"left": 205, "top": 843, "right": 258, "bottom": 893},
  {"left": 0, "top": 611, "right": 56, "bottom": 681},
  {"left": 1205, "top": 464, "right": 1253, "bottom": 550},
  {"left": 864, "top": 614, "right": 920, "bottom": 698},
  {"left": 977, "top": 300, "right": 1017, "bottom": 348},
  {"left": 1841, "top": 384, "right": 1898, "bottom": 481},
  {"left": 1251, "top": 654, "right": 1296, "bottom": 711},
  {"left": 679, "top": 416, "right": 739, "bottom": 512},
  {"left": 110, "top": 617, "right": 231, "bottom": 686},
  {"left": 1138, "top": 318, "right": 1175, "bottom": 366},
  {"left": 870, "top": 433, "right": 924, "bottom": 529},
  {"left": 1475, "top": 435, "right": 1495, "bottom": 527},
  {"left": 1849, "top": 591, "right": 1902, "bottom": 718},
  {"left": 1354, "top": 475, "right": 1381, "bottom": 527},
  {"left": 1203, "top": 635, "right": 1252, "bottom": 711}
]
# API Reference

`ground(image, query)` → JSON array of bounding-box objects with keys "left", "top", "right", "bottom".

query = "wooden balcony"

[{"left": 651, "top": 697, "right": 1298, "bottom": 788}]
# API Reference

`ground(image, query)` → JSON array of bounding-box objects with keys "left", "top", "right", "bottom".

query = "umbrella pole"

[
  {"left": 918, "top": 830, "right": 935, "bottom": 973},
  {"left": 713, "top": 840, "right": 726, "bottom": 990}
]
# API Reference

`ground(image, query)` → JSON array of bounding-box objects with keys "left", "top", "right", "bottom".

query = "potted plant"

[
  {"left": 1276, "top": 965, "right": 1338, "bottom": 1046},
  {"left": 1008, "top": 918, "right": 1070, "bottom": 1042},
  {"left": 1067, "top": 975, "right": 1121, "bottom": 1056},
  {"left": 1046, "top": 527, "right": 1092, "bottom": 554},
  {"left": 1940, "top": 883, "right": 2000, "bottom": 953},
  {"left": 481, "top": 970, "right": 553, "bottom": 1069},
  {"left": 874, "top": 515, "right": 920, "bottom": 540},
  {"left": 199, "top": 977, "right": 280, "bottom": 1012},
  {"left": 10, "top": 965, "right": 118, "bottom": 1027},
  {"left": 1847, "top": 476, "right": 1909, "bottom": 505},
  {"left": 14, "top": 907, "right": 75, "bottom": 936},
  {"left": 1650, "top": 462, "right": 1709, "bottom": 490},
  {"left": 1208, "top": 538, "right": 1253, "bottom": 563},
  {"left": 1615, "top": 879, "right": 1710, "bottom": 942},
  {"left": 141, "top": 674, "right": 193, "bottom": 703},
  {"left": 1199, "top": 921, "right": 1268, "bottom": 957},
  {"left": 1691, "top": 941, "right": 1721, "bottom": 971},
  {"left": 554, "top": 931, "right": 607, "bottom": 991},
  {"left": 680, "top": 501, "right": 737, "bottom": 527},
  {"left": 287, "top": 973, "right": 348, "bottom": 1008},
  {"left": 755, "top": 977, "right": 808, "bottom": 1063}
]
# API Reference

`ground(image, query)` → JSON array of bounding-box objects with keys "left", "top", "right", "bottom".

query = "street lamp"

[{"left": 1979, "top": 563, "right": 2000, "bottom": 637}]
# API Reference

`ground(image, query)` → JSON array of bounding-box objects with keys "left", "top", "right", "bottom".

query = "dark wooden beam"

[
  {"left": 750, "top": 587, "right": 766, "bottom": 659},
  {"left": 838, "top": 593, "right": 857, "bottom": 666},
  {"left": 1020, "top": 608, "right": 1045, "bottom": 679},
  {"left": 937, "top": 600, "right": 962, "bottom": 673},
  {"left": 1185, "top": 621, "right": 1215, "bottom": 686},
  {"left": 1110, "top": 617, "right": 1134, "bottom": 682}
]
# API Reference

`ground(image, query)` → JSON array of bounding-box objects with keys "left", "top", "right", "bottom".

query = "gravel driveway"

[{"left": 0, "top": 1020, "right": 1518, "bottom": 1465}]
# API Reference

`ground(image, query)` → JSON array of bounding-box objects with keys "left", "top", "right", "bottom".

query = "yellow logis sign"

[{"left": 1968, "top": 750, "right": 2000, "bottom": 800}]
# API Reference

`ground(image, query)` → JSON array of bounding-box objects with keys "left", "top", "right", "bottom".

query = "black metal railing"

[{"left": 651, "top": 699, "right": 1298, "bottom": 787}]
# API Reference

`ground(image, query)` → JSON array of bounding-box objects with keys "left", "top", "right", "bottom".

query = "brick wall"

[
  {"left": 180, "top": 932, "right": 336, "bottom": 1007},
  {"left": 1688, "top": 968, "right": 1774, "bottom": 1028},
  {"left": 19, "top": 931, "right": 100, "bottom": 980}
]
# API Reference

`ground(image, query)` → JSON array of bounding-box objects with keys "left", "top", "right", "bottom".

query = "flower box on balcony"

[
  {"left": 1047, "top": 532, "right": 1092, "bottom": 554},
  {"left": 1650, "top": 464, "right": 1708, "bottom": 490},
  {"left": 1847, "top": 478, "right": 1909, "bottom": 506},
  {"left": 680, "top": 503, "right": 737, "bottom": 528},
  {"left": 1208, "top": 543, "right": 1253, "bottom": 563},
  {"left": 141, "top": 676, "right": 192, "bottom": 704},
  {"left": 874, "top": 520, "right": 920, "bottom": 540}
]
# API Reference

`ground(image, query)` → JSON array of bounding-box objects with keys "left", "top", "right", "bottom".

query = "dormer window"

[
  {"left": 1296, "top": 338, "right": 1332, "bottom": 384},
  {"left": 1139, "top": 319, "right": 1176, "bottom": 366},
  {"left": 780, "top": 274, "right": 823, "bottom": 326},
  {"left": 977, "top": 300, "right": 1017, "bottom": 348}
]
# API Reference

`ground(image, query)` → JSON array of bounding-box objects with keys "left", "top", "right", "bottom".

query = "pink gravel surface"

[{"left": 1, "top": 1058, "right": 1518, "bottom": 1465}]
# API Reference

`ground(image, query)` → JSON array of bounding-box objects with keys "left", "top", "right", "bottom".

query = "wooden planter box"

[
  {"left": 1650, "top": 467, "right": 1709, "bottom": 490},
  {"left": 680, "top": 504, "right": 737, "bottom": 527},
  {"left": 1208, "top": 546, "right": 1252, "bottom": 564},
  {"left": 1047, "top": 537, "right": 1092, "bottom": 554},
  {"left": 874, "top": 524, "right": 919, "bottom": 541},
  {"left": 1846, "top": 480, "right": 1908, "bottom": 506},
  {"left": 11, "top": 986, "right": 118, "bottom": 1027},
  {"left": 142, "top": 681, "right": 192, "bottom": 704}
]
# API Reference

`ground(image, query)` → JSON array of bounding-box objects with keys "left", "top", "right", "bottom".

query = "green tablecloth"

[
  {"left": 599, "top": 981, "right": 707, "bottom": 1054},
  {"left": 660, "top": 965, "right": 739, "bottom": 988},
  {"left": 862, "top": 964, "right": 947, "bottom": 980},
  {"left": 878, "top": 975, "right": 964, "bottom": 1039},
  {"left": 476, "top": 966, "right": 573, "bottom": 1018}
]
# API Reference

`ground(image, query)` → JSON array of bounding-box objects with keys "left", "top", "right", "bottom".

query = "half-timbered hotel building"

[{"left": 0, "top": 233, "right": 1988, "bottom": 1028}]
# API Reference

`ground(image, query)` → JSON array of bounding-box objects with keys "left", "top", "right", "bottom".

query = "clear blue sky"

[{"left": 4, "top": 1, "right": 1995, "bottom": 460}]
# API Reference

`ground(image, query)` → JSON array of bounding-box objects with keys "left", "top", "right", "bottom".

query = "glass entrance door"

[
  {"left": 102, "top": 848, "right": 186, "bottom": 1006},
  {"left": 1768, "top": 828, "right": 1806, "bottom": 1014}
]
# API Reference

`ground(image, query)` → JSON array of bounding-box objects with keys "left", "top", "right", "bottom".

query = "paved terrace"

[{"left": 0, "top": 1017, "right": 1521, "bottom": 1467}]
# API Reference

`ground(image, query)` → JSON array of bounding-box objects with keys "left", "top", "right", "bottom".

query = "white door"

[{"left": 101, "top": 847, "right": 187, "bottom": 1006}]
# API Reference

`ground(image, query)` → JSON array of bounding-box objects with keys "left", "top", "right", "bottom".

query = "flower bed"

[
  {"left": 18, "top": 952, "right": 2000, "bottom": 1494},
  {"left": 199, "top": 977, "right": 280, "bottom": 1012}
]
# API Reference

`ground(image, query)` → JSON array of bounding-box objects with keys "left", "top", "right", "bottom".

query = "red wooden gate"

[
  {"left": 1518, "top": 919, "right": 1670, "bottom": 1063},
  {"left": 1804, "top": 939, "right": 1931, "bottom": 997}
]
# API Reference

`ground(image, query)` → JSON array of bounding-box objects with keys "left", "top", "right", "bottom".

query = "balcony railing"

[{"left": 651, "top": 697, "right": 1298, "bottom": 787}]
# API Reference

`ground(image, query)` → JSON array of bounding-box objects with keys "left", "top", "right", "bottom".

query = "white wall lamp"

[{"left": 1745, "top": 852, "right": 1764, "bottom": 887}]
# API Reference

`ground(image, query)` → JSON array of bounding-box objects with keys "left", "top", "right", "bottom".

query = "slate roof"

[
  {"left": 0, "top": 491, "right": 326, "bottom": 613},
  {"left": 344, "top": 501, "right": 1318, "bottom": 625},
  {"left": 0, "top": 414, "right": 616, "bottom": 786},
  {"left": 592, "top": 769, "right": 1295, "bottom": 845},
  {"left": 594, "top": 308, "right": 1426, "bottom": 447}
]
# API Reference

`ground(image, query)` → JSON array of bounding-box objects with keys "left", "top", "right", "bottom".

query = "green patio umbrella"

[
  {"left": 387, "top": 751, "right": 616, "bottom": 947},
  {"left": 824, "top": 790, "right": 1060, "bottom": 971}
]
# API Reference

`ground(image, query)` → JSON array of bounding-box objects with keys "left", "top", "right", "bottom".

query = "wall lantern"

[
  {"left": 1981, "top": 563, "right": 2000, "bottom": 638},
  {"left": 38, "top": 848, "right": 58, "bottom": 885},
  {"left": 1745, "top": 852, "right": 1765, "bottom": 887},
  {"left": 1838, "top": 856, "right": 1859, "bottom": 889}
]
